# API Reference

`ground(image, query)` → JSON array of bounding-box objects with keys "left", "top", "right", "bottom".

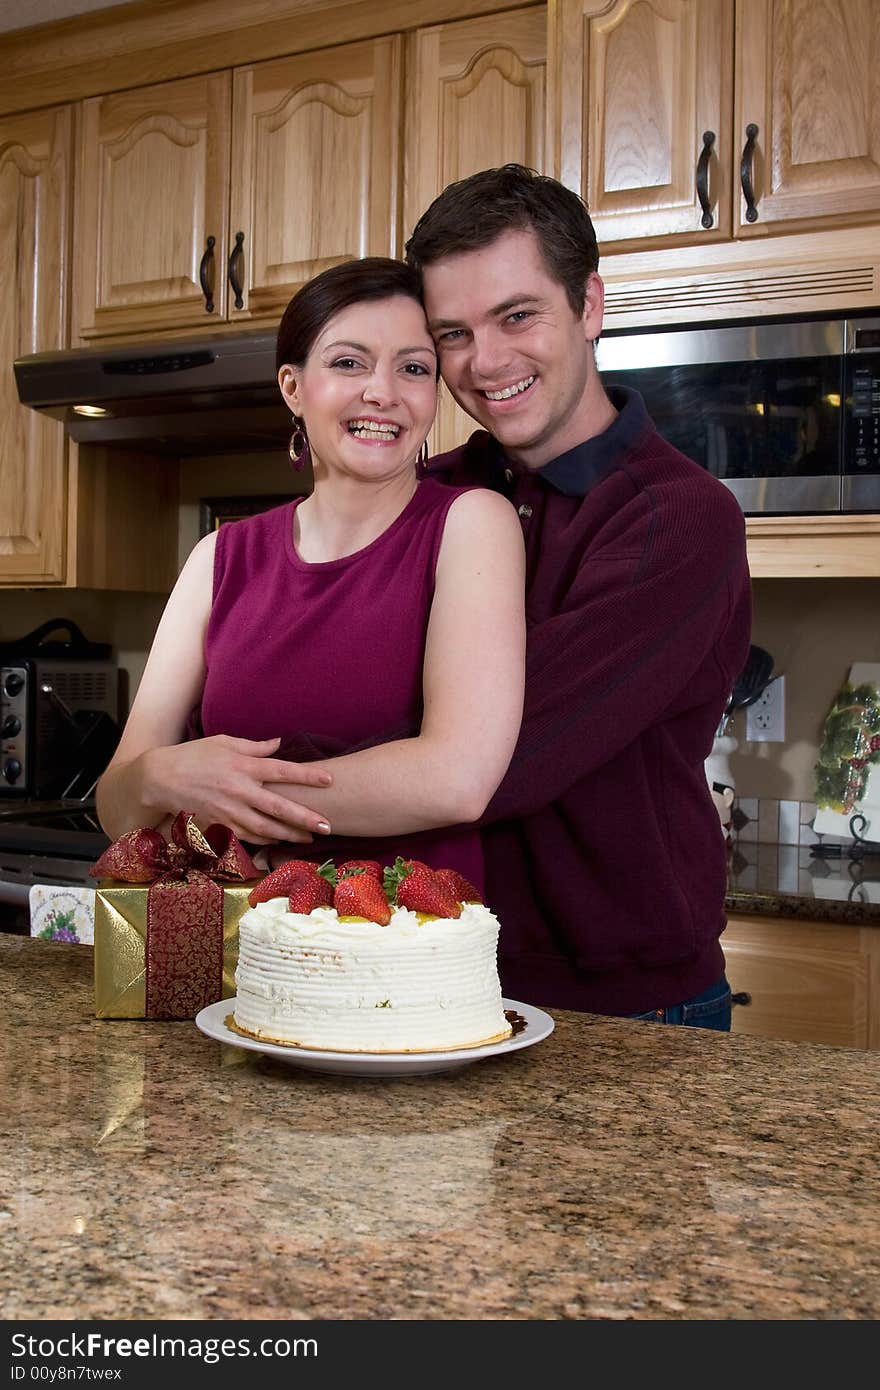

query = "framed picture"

[{"left": 199, "top": 495, "right": 288, "bottom": 537}]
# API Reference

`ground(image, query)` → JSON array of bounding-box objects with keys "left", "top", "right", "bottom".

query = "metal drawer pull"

[
  {"left": 731, "top": 991, "right": 752, "bottom": 1007},
  {"left": 227, "top": 230, "right": 245, "bottom": 310},
  {"left": 696, "top": 130, "right": 716, "bottom": 229},
  {"left": 740, "top": 123, "right": 759, "bottom": 223},
  {"left": 199, "top": 235, "right": 215, "bottom": 313}
]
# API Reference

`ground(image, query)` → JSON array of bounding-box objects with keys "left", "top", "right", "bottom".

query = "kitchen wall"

[
  {"left": 2, "top": 454, "right": 876, "bottom": 804},
  {"left": 731, "top": 578, "right": 880, "bottom": 803},
  {"left": 175, "top": 449, "right": 307, "bottom": 571},
  {"left": 0, "top": 447, "right": 304, "bottom": 715},
  {"left": 0, "top": 587, "right": 164, "bottom": 720}
]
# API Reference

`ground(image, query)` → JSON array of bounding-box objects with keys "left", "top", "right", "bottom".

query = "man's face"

[{"left": 421, "top": 227, "right": 606, "bottom": 467}]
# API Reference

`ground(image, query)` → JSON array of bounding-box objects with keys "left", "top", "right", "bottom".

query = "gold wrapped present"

[{"left": 92, "top": 812, "right": 259, "bottom": 1020}]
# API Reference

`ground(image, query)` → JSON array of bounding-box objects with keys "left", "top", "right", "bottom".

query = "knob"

[
  {"left": 3, "top": 758, "right": 22, "bottom": 784},
  {"left": 3, "top": 672, "right": 24, "bottom": 697},
  {"left": 1, "top": 715, "right": 21, "bottom": 737}
]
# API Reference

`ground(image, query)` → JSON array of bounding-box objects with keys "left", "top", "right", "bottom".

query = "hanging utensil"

[
  {"left": 731, "top": 644, "right": 774, "bottom": 711},
  {"left": 715, "top": 645, "right": 775, "bottom": 736}
]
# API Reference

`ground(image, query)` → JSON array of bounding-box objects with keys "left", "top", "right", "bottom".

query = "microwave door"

[{"left": 600, "top": 353, "right": 843, "bottom": 515}]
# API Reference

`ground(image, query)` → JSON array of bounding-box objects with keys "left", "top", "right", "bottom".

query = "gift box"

[{"left": 92, "top": 812, "right": 259, "bottom": 1020}]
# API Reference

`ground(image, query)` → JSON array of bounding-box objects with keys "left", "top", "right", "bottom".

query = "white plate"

[{"left": 194, "top": 997, "right": 554, "bottom": 1076}]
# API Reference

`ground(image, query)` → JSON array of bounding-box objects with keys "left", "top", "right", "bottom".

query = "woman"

[{"left": 96, "top": 258, "right": 525, "bottom": 887}]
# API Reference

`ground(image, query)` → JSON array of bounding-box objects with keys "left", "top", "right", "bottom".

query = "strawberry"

[
  {"left": 337, "top": 859, "right": 383, "bottom": 882},
  {"left": 287, "top": 869, "right": 335, "bottom": 914},
  {"left": 385, "top": 856, "right": 462, "bottom": 919},
  {"left": 334, "top": 873, "right": 392, "bottom": 926},
  {"left": 434, "top": 868, "right": 483, "bottom": 904},
  {"left": 248, "top": 858, "right": 336, "bottom": 908}
]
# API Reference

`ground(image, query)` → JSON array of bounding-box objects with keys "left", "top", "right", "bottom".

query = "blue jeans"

[{"left": 626, "top": 973, "right": 732, "bottom": 1032}]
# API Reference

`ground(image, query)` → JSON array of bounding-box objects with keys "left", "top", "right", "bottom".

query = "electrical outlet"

[{"left": 745, "top": 674, "right": 786, "bottom": 742}]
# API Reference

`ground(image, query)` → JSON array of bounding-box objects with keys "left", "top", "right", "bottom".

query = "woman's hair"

[
  {"left": 405, "top": 164, "right": 599, "bottom": 317},
  {"left": 276, "top": 258, "right": 426, "bottom": 373}
]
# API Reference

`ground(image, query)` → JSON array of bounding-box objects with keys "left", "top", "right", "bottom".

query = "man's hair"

[
  {"left": 276, "top": 257, "right": 425, "bottom": 373},
  {"left": 405, "top": 164, "right": 599, "bottom": 316}
]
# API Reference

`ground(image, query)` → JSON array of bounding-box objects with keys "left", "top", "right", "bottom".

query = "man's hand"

[{"left": 142, "top": 735, "right": 333, "bottom": 845}]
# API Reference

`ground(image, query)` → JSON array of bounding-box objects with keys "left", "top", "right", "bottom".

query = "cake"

[{"left": 232, "top": 857, "right": 511, "bottom": 1053}]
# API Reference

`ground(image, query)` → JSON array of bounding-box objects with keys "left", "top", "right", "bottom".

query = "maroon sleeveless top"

[{"left": 198, "top": 479, "right": 484, "bottom": 888}]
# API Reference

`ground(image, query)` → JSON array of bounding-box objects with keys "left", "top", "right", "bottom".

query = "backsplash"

[
  {"left": 729, "top": 576, "right": 880, "bottom": 803},
  {"left": 729, "top": 797, "right": 880, "bottom": 904},
  {"left": 731, "top": 796, "right": 850, "bottom": 847}
]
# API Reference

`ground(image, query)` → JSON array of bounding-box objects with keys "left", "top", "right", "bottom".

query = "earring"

[
  {"left": 417, "top": 438, "right": 430, "bottom": 471},
  {"left": 288, "top": 416, "right": 310, "bottom": 472}
]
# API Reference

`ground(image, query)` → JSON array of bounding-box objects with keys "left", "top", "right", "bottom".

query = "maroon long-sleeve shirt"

[{"left": 425, "top": 387, "right": 752, "bottom": 1015}]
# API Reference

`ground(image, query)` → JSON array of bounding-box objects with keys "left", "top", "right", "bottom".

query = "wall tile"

[
  {"left": 758, "top": 799, "right": 779, "bottom": 845},
  {"left": 778, "top": 800, "right": 799, "bottom": 845}
]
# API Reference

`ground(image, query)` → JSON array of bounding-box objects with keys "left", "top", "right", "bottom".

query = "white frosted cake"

[{"left": 233, "top": 899, "right": 511, "bottom": 1053}]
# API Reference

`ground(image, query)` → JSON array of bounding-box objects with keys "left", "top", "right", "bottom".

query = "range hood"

[{"left": 14, "top": 329, "right": 289, "bottom": 455}]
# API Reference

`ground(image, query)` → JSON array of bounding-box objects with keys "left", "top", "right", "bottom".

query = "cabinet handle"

[
  {"left": 695, "top": 130, "right": 716, "bottom": 229},
  {"left": 732, "top": 991, "right": 752, "bottom": 1007},
  {"left": 740, "top": 122, "right": 760, "bottom": 223},
  {"left": 199, "top": 235, "right": 216, "bottom": 313},
  {"left": 227, "top": 230, "right": 245, "bottom": 310}
]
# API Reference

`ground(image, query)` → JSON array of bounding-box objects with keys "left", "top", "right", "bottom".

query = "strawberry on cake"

[{"left": 232, "top": 857, "right": 511, "bottom": 1053}]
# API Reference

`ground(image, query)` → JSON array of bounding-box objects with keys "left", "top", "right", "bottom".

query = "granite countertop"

[
  {"left": 3, "top": 937, "right": 879, "bottom": 1321},
  {"left": 726, "top": 842, "right": 880, "bottom": 925}
]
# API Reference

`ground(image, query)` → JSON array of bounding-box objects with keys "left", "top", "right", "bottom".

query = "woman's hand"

[{"left": 138, "top": 735, "right": 334, "bottom": 845}]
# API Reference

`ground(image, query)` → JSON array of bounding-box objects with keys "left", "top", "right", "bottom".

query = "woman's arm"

[
  {"left": 96, "top": 532, "right": 332, "bottom": 843},
  {"left": 270, "top": 488, "right": 526, "bottom": 834}
]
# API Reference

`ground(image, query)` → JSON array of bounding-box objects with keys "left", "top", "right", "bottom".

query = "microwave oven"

[{"left": 595, "top": 313, "right": 880, "bottom": 514}]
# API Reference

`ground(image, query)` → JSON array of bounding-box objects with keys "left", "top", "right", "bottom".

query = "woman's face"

[{"left": 278, "top": 295, "right": 438, "bottom": 483}]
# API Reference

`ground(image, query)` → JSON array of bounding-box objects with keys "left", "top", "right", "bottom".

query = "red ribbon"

[{"left": 91, "top": 812, "right": 259, "bottom": 1019}]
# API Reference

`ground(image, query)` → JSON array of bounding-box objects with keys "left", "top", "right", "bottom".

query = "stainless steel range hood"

[{"left": 14, "top": 329, "right": 288, "bottom": 455}]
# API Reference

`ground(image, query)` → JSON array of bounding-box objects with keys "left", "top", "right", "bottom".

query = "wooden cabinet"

[
  {"left": 555, "top": 0, "right": 880, "bottom": 252},
  {"left": 75, "top": 38, "right": 402, "bottom": 341},
  {"left": 745, "top": 515, "right": 880, "bottom": 579},
  {"left": 0, "top": 107, "right": 177, "bottom": 591},
  {"left": 555, "top": 0, "right": 734, "bottom": 248},
  {"left": 75, "top": 73, "right": 232, "bottom": 340},
  {"left": 0, "top": 105, "right": 71, "bottom": 585},
  {"left": 735, "top": 0, "right": 880, "bottom": 235},
  {"left": 405, "top": 6, "right": 547, "bottom": 453},
  {"left": 63, "top": 444, "right": 179, "bottom": 592},
  {"left": 723, "top": 911, "right": 880, "bottom": 1049}
]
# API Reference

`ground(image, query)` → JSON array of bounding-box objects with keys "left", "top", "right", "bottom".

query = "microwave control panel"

[{"left": 847, "top": 360, "right": 880, "bottom": 473}]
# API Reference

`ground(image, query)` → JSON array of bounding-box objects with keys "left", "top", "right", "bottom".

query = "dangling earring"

[
  {"left": 288, "top": 415, "right": 310, "bottom": 472},
  {"left": 417, "top": 438, "right": 430, "bottom": 471}
]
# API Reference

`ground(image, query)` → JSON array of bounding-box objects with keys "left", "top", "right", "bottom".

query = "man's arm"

[{"left": 482, "top": 482, "right": 752, "bottom": 823}]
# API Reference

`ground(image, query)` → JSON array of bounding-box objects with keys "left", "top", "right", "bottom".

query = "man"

[{"left": 402, "top": 164, "right": 751, "bottom": 1027}]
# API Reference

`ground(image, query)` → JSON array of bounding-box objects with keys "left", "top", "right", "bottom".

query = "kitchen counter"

[
  {"left": 3, "top": 937, "right": 879, "bottom": 1321},
  {"left": 726, "top": 841, "right": 880, "bottom": 926}
]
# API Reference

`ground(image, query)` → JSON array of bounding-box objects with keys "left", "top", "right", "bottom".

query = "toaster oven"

[{"left": 0, "top": 619, "right": 119, "bottom": 799}]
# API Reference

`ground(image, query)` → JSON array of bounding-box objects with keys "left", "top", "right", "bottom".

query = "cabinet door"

[
  {"left": 723, "top": 914, "right": 869, "bottom": 1048},
  {"left": 735, "top": 0, "right": 880, "bottom": 233},
  {"left": 76, "top": 73, "right": 232, "bottom": 339},
  {"left": 555, "top": 0, "right": 733, "bottom": 250},
  {"left": 0, "top": 106, "right": 71, "bottom": 586},
  {"left": 231, "top": 37, "right": 402, "bottom": 323},
  {"left": 405, "top": 7, "right": 547, "bottom": 455}
]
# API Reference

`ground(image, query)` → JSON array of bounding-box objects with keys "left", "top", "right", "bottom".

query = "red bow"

[{"left": 91, "top": 811, "right": 258, "bottom": 884}]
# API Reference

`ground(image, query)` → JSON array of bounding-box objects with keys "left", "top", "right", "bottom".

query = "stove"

[{"left": 0, "top": 799, "right": 110, "bottom": 908}]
